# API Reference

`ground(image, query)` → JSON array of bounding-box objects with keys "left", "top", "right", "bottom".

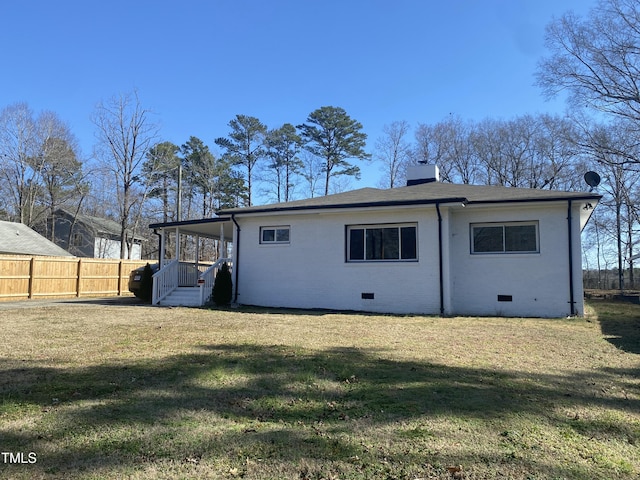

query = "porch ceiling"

[{"left": 149, "top": 217, "right": 234, "bottom": 242}]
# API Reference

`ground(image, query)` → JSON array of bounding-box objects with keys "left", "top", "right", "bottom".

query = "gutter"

[
  {"left": 436, "top": 202, "right": 445, "bottom": 316},
  {"left": 231, "top": 214, "right": 241, "bottom": 303},
  {"left": 467, "top": 194, "right": 601, "bottom": 205},
  {"left": 567, "top": 200, "right": 576, "bottom": 316},
  {"left": 149, "top": 216, "right": 232, "bottom": 230},
  {"left": 219, "top": 197, "right": 469, "bottom": 216}
]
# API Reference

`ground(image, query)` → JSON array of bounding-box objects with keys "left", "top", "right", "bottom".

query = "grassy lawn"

[{"left": 0, "top": 299, "right": 638, "bottom": 479}]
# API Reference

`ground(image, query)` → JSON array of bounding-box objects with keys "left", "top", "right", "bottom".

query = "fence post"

[
  {"left": 118, "top": 260, "right": 124, "bottom": 296},
  {"left": 76, "top": 258, "right": 83, "bottom": 297},
  {"left": 28, "top": 257, "right": 35, "bottom": 299}
]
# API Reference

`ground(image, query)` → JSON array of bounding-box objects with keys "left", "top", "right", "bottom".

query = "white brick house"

[{"left": 150, "top": 166, "right": 600, "bottom": 317}]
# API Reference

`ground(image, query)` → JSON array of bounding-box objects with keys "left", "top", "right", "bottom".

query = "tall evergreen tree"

[
  {"left": 264, "top": 123, "right": 304, "bottom": 202},
  {"left": 143, "top": 141, "right": 181, "bottom": 222},
  {"left": 215, "top": 115, "right": 266, "bottom": 206},
  {"left": 181, "top": 137, "right": 218, "bottom": 217},
  {"left": 298, "top": 106, "right": 370, "bottom": 195}
]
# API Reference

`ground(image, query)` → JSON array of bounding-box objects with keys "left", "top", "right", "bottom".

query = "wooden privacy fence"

[{"left": 0, "top": 255, "right": 149, "bottom": 302}]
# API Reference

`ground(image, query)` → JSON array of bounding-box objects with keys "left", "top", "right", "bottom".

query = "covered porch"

[{"left": 149, "top": 217, "right": 234, "bottom": 306}]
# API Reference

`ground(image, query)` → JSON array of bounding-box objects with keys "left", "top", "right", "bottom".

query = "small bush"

[
  {"left": 139, "top": 263, "right": 154, "bottom": 303},
  {"left": 212, "top": 262, "right": 232, "bottom": 306}
]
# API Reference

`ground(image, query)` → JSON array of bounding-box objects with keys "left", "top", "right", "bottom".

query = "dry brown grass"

[{"left": 0, "top": 298, "right": 638, "bottom": 479}]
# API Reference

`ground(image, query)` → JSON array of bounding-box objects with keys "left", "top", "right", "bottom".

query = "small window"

[
  {"left": 260, "top": 226, "right": 290, "bottom": 244},
  {"left": 347, "top": 224, "right": 417, "bottom": 262},
  {"left": 471, "top": 222, "right": 539, "bottom": 254}
]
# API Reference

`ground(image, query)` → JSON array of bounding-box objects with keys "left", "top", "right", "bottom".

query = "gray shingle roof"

[
  {"left": 55, "top": 209, "right": 144, "bottom": 240},
  {"left": 219, "top": 182, "right": 602, "bottom": 215},
  {"left": 73, "top": 211, "right": 123, "bottom": 236},
  {"left": 0, "top": 221, "right": 74, "bottom": 257}
]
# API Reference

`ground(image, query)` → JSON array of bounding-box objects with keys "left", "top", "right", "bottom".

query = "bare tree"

[
  {"left": 376, "top": 121, "right": 411, "bottom": 188},
  {"left": 0, "top": 103, "right": 41, "bottom": 225},
  {"left": 409, "top": 116, "right": 480, "bottom": 185},
  {"left": 537, "top": 0, "right": 640, "bottom": 127},
  {"left": 467, "top": 115, "right": 581, "bottom": 189},
  {"left": 36, "top": 111, "right": 86, "bottom": 239},
  {"left": 411, "top": 122, "right": 455, "bottom": 181},
  {"left": 92, "top": 91, "right": 157, "bottom": 259},
  {"left": 300, "top": 151, "right": 324, "bottom": 199},
  {"left": 529, "top": 114, "right": 582, "bottom": 191},
  {"left": 0, "top": 104, "right": 86, "bottom": 231},
  {"left": 446, "top": 117, "right": 478, "bottom": 185},
  {"left": 577, "top": 119, "right": 640, "bottom": 291}
]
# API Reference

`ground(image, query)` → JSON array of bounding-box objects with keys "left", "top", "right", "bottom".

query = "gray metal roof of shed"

[{"left": 0, "top": 221, "right": 74, "bottom": 257}]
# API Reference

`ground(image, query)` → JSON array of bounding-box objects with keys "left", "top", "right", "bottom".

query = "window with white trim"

[
  {"left": 347, "top": 224, "right": 418, "bottom": 261},
  {"left": 260, "top": 226, "right": 290, "bottom": 244},
  {"left": 471, "top": 222, "right": 539, "bottom": 254}
]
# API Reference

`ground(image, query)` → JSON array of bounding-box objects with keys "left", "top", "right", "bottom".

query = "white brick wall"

[
  {"left": 236, "top": 208, "right": 441, "bottom": 314},
  {"left": 447, "top": 202, "right": 584, "bottom": 317},
  {"left": 233, "top": 201, "right": 586, "bottom": 317}
]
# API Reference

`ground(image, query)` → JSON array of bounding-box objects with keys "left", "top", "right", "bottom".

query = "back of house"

[{"left": 218, "top": 166, "right": 600, "bottom": 318}]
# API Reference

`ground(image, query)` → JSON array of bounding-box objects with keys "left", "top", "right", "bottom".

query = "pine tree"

[{"left": 212, "top": 263, "right": 232, "bottom": 306}]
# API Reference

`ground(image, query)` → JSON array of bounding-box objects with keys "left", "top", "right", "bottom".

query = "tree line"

[
  {"left": 0, "top": 0, "right": 639, "bottom": 292},
  {"left": 0, "top": 101, "right": 372, "bottom": 258}
]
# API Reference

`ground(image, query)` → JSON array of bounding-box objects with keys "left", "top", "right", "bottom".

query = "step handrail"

[{"left": 152, "top": 259, "right": 179, "bottom": 305}]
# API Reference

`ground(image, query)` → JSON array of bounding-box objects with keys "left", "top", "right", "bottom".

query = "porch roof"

[{"left": 149, "top": 217, "right": 234, "bottom": 242}]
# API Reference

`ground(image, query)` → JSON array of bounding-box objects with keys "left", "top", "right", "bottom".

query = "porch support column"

[
  {"left": 220, "top": 223, "right": 225, "bottom": 259},
  {"left": 175, "top": 227, "right": 180, "bottom": 262},
  {"left": 195, "top": 235, "right": 200, "bottom": 267},
  {"left": 159, "top": 229, "right": 166, "bottom": 268}
]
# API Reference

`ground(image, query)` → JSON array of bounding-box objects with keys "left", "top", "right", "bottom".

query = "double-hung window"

[
  {"left": 260, "top": 226, "right": 290, "bottom": 244},
  {"left": 471, "top": 222, "right": 539, "bottom": 254},
  {"left": 347, "top": 224, "right": 418, "bottom": 261}
]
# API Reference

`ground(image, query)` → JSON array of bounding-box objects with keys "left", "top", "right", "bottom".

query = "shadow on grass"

[
  {"left": 215, "top": 304, "right": 411, "bottom": 318},
  {"left": 590, "top": 300, "right": 640, "bottom": 354},
  {"left": 1, "top": 344, "right": 637, "bottom": 478},
  {"left": 58, "top": 296, "right": 147, "bottom": 307}
]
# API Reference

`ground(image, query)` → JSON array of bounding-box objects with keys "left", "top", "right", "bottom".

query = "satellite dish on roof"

[{"left": 584, "top": 171, "right": 601, "bottom": 190}]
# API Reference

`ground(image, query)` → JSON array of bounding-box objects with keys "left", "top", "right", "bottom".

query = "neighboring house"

[
  {"left": 0, "top": 220, "right": 73, "bottom": 257},
  {"left": 50, "top": 209, "right": 143, "bottom": 259},
  {"left": 150, "top": 165, "right": 601, "bottom": 318}
]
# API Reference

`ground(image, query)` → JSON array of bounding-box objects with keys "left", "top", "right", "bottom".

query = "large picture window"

[
  {"left": 260, "top": 226, "right": 290, "bottom": 244},
  {"left": 347, "top": 224, "right": 417, "bottom": 261},
  {"left": 471, "top": 222, "right": 539, "bottom": 254}
]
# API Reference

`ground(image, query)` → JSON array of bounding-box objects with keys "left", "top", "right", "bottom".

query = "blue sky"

[{"left": 1, "top": 0, "right": 594, "bottom": 191}]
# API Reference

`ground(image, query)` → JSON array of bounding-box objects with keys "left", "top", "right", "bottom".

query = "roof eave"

[
  {"left": 466, "top": 193, "right": 603, "bottom": 205},
  {"left": 149, "top": 216, "right": 232, "bottom": 230},
  {"left": 218, "top": 193, "right": 603, "bottom": 216},
  {"left": 218, "top": 198, "right": 469, "bottom": 215}
]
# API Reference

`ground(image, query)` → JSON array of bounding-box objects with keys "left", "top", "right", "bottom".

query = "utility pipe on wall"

[
  {"left": 436, "top": 202, "right": 445, "bottom": 316},
  {"left": 567, "top": 200, "right": 576, "bottom": 316},
  {"left": 231, "top": 214, "right": 241, "bottom": 303}
]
